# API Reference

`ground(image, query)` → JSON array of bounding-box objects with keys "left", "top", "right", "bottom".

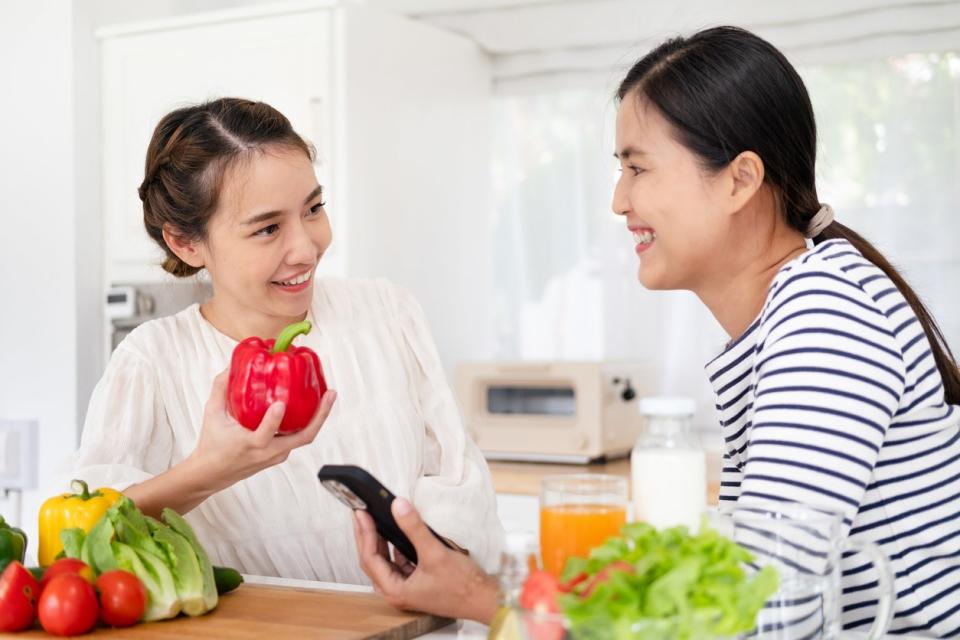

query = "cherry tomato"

[
  {"left": 40, "top": 557, "right": 95, "bottom": 593},
  {"left": 0, "top": 561, "right": 39, "bottom": 632},
  {"left": 38, "top": 573, "right": 99, "bottom": 636},
  {"left": 519, "top": 570, "right": 564, "bottom": 640},
  {"left": 519, "top": 570, "right": 561, "bottom": 613},
  {"left": 96, "top": 570, "right": 146, "bottom": 627}
]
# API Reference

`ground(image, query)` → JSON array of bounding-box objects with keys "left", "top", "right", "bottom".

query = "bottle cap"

[{"left": 637, "top": 396, "right": 696, "bottom": 417}]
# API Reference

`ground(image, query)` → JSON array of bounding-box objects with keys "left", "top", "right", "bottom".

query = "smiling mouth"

[
  {"left": 633, "top": 229, "right": 656, "bottom": 245},
  {"left": 272, "top": 270, "right": 312, "bottom": 286}
]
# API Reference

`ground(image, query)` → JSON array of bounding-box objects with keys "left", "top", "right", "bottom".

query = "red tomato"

[
  {"left": 40, "top": 558, "right": 95, "bottom": 593},
  {"left": 519, "top": 570, "right": 561, "bottom": 613},
  {"left": 38, "top": 573, "right": 99, "bottom": 636},
  {"left": 520, "top": 571, "right": 564, "bottom": 640},
  {"left": 0, "top": 561, "right": 39, "bottom": 632},
  {"left": 96, "top": 570, "right": 146, "bottom": 627}
]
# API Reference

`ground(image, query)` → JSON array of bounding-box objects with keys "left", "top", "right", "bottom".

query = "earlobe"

[{"left": 161, "top": 224, "right": 205, "bottom": 268}]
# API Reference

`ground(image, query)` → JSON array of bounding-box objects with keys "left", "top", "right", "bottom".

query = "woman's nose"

[
  {"left": 611, "top": 175, "right": 630, "bottom": 217},
  {"left": 286, "top": 222, "right": 317, "bottom": 264}
]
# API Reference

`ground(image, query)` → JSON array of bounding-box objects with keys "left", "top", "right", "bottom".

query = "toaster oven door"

[{"left": 469, "top": 376, "right": 602, "bottom": 463}]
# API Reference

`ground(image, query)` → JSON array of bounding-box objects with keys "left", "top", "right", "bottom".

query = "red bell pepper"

[{"left": 226, "top": 321, "right": 327, "bottom": 434}]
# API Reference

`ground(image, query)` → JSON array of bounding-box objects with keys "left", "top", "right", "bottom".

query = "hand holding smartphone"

[{"left": 318, "top": 464, "right": 455, "bottom": 564}]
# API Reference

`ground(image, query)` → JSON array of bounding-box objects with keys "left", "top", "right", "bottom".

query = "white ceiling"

[
  {"left": 366, "top": 0, "right": 960, "bottom": 91},
  {"left": 88, "top": 0, "right": 960, "bottom": 91}
]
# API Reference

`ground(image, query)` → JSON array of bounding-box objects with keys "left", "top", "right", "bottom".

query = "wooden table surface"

[
  {"left": 8, "top": 584, "right": 450, "bottom": 640},
  {"left": 487, "top": 453, "right": 722, "bottom": 504}
]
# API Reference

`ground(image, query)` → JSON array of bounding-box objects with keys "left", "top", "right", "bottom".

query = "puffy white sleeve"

[
  {"left": 63, "top": 343, "right": 174, "bottom": 493},
  {"left": 393, "top": 286, "right": 505, "bottom": 573}
]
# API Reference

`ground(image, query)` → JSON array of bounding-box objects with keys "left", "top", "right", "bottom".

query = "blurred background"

[{"left": 2, "top": 0, "right": 959, "bottom": 528}]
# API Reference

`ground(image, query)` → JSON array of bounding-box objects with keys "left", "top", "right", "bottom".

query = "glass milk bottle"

[{"left": 630, "top": 397, "right": 706, "bottom": 531}]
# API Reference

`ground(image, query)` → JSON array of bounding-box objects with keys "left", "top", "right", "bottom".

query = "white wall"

[
  {"left": 75, "top": 0, "right": 105, "bottom": 435},
  {"left": 341, "top": 7, "right": 496, "bottom": 368},
  {"left": 0, "top": 0, "right": 78, "bottom": 546}
]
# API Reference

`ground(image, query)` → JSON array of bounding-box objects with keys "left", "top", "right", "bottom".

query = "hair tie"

[{"left": 806, "top": 203, "right": 834, "bottom": 238}]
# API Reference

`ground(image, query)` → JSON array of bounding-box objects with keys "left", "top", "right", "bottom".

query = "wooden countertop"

[
  {"left": 11, "top": 583, "right": 450, "bottom": 639},
  {"left": 487, "top": 453, "right": 721, "bottom": 505}
]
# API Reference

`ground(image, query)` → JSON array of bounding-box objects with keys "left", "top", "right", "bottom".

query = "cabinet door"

[{"left": 101, "top": 10, "right": 334, "bottom": 283}]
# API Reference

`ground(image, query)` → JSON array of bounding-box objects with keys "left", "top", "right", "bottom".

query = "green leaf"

[
  {"left": 150, "top": 522, "right": 208, "bottom": 616},
  {"left": 162, "top": 508, "right": 218, "bottom": 612},
  {"left": 113, "top": 541, "right": 181, "bottom": 621},
  {"left": 85, "top": 516, "right": 118, "bottom": 574},
  {"left": 59, "top": 528, "right": 86, "bottom": 559}
]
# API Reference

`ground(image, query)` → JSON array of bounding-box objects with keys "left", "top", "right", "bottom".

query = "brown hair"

[
  {"left": 138, "top": 98, "right": 314, "bottom": 277},
  {"left": 618, "top": 26, "right": 960, "bottom": 403}
]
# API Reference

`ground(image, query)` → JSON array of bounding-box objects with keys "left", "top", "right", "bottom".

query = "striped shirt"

[{"left": 706, "top": 239, "right": 960, "bottom": 637}]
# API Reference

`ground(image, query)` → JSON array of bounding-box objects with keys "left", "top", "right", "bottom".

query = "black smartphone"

[{"left": 318, "top": 464, "right": 454, "bottom": 564}]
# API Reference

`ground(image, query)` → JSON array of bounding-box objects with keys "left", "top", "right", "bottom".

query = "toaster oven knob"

[{"left": 612, "top": 377, "right": 637, "bottom": 402}]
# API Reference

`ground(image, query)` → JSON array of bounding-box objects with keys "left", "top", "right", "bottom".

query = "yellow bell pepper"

[{"left": 38, "top": 479, "right": 122, "bottom": 566}]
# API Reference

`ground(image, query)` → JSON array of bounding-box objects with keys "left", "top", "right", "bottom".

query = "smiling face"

[
  {"left": 611, "top": 96, "right": 733, "bottom": 292},
  {"left": 194, "top": 146, "right": 332, "bottom": 335}
]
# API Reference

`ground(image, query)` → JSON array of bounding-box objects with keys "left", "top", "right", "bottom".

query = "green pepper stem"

[
  {"left": 70, "top": 479, "right": 91, "bottom": 500},
  {"left": 272, "top": 321, "right": 312, "bottom": 353}
]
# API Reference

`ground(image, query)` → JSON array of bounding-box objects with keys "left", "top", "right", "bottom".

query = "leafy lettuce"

[{"left": 557, "top": 521, "right": 778, "bottom": 640}]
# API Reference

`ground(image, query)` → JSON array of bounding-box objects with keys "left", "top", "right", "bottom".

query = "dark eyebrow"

[
  {"left": 613, "top": 147, "right": 648, "bottom": 160},
  {"left": 241, "top": 185, "right": 324, "bottom": 226},
  {"left": 241, "top": 210, "right": 281, "bottom": 227},
  {"left": 303, "top": 185, "right": 323, "bottom": 205}
]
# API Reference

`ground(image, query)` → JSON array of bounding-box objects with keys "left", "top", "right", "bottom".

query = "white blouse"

[{"left": 66, "top": 277, "right": 504, "bottom": 583}]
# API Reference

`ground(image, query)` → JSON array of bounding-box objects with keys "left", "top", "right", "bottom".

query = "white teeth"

[
  {"left": 275, "top": 270, "right": 312, "bottom": 286},
  {"left": 633, "top": 230, "right": 656, "bottom": 244}
]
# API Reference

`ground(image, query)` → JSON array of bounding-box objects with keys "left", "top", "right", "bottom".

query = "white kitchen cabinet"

[{"left": 101, "top": 8, "right": 332, "bottom": 283}]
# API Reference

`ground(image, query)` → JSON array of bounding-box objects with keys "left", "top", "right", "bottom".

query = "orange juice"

[{"left": 540, "top": 503, "right": 627, "bottom": 577}]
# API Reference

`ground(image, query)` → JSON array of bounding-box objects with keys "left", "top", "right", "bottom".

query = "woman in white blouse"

[{"left": 69, "top": 97, "right": 503, "bottom": 583}]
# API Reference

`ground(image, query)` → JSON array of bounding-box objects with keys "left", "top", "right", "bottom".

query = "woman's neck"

[
  {"left": 199, "top": 296, "right": 307, "bottom": 343},
  {"left": 695, "top": 210, "right": 808, "bottom": 342}
]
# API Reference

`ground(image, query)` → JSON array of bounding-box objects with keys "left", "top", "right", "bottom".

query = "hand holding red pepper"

[
  {"left": 182, "top": 368, "right": 335, "bottom": 501},
  {"left": 227, "top": 321, "right": 327, "bottom": 434}
]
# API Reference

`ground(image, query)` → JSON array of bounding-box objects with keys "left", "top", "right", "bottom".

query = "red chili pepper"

[{"left": 226, "top": 321, "right": 327, "bottom": 434}]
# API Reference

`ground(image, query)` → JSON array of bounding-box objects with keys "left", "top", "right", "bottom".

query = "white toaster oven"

[{"left": 454, "top": 361, "right": 655, "bottom": 463}]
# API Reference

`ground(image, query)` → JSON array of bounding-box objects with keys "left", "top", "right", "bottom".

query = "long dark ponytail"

[{"left": 617, "top": 26, "right": 960, "bottom": 404}]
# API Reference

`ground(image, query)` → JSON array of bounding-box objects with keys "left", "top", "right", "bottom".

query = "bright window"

[{"left": 490, "top": 51, "right": 960, "bottom": 428}]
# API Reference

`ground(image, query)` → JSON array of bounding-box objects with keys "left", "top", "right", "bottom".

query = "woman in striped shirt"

[{"left": 354, "top": 26, "right": 960, "bottom": 636}]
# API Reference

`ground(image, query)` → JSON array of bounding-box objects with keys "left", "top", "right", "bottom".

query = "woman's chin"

[
  {"left": 637, "top": 266, "right": 667, "bottom": 290},
  {"left": 268, "top": 286, "right": 313, "bottom": 316}
]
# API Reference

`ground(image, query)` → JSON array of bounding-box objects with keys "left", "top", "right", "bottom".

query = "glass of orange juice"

[{"left": 539, "top": 474, "right": 628, "bottom": 577}]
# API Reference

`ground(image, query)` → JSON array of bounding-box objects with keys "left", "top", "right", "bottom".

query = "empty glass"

[{"left": 711, "top": 502, "right": 894, "bottom": 640}]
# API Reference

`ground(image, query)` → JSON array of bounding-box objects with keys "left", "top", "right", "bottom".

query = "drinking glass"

[
  {"left": 539, "top": 474, "right": 628, "bottom": 577},
  {"left": 711, "top": 502, "right": 894, "bottom": 640}
]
